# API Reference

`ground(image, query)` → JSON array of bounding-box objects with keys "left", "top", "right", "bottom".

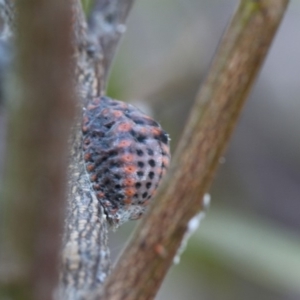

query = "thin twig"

[
  {"left": 0, "top": 1, "right": 75, "bottom": 299},
  {"left": 88, "top": 0, "right": 135, "bottom": 86},
  {"left": 100, "top": 0, "right": 289, "bottom": 299},
  {"left": 0, "top": 0, "right": 14, "bottom": 182},
  {"left": 0, "top": 0, "right": 14, "bottom": 40}
]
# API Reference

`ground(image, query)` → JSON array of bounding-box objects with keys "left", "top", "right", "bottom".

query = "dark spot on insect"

[
  {"left": 96, "top": 156, "right": 108, "bottom": 167},
  {"left": 149, "top": 171, "right": 155, "bottom": 179},
  {"left": 147, "top": 195, "right": 152, "bottom": 199},
  {"left": 91, "top": 132, "right": 98, "bottom": 138},
  {"left": 137, "top": 171, "right": 144, "bottom": 177},
  {"left": 155, "top": 132, "right": 169, "bottom": 144},
  {"left": 146, "top": 118, "right": 159, "bottom": 127},
  {"left": 114, "top": 173, "right": 121, "bottom": 180},
  {"left": 137, "top": 149, "right": 143, "bottom": 156},
  {"left": 146, "top": 182, "right": 152, "bottom": 189},
  {"left": 130, "top": 129, "right": 136, "bottom": 137},
  {"left": 109, "top": 150, "right": 118, "bottom": 157},
  {"left": 117, "top": 194, "right": 124, "bottom": 200},
  {"left": 138, "top": 161, "right": 144, "bottom": 168},
  {"left": 142, "top": 192, "right": 148, "bottom": 199},
  {"left": 137, "top": 134, "right": 147, "bottom": 143},
  {"left": 148, "top": 159, "right": 155, "bottom": 167},
  {"left": 115, "top": 184, "right": 121, "bottom": 190},
  {"left": 105, "top": 123, "right": 113, "bottom": 130},
  {"left": 135, "top": 182, "right": 141, "bottom": 189},
  {"left": 104, "top": 179, "right": 110, "bottom": 185},
  {"left": 133, "top": 116, "right": 159, "bottom": 127},
  {"left": 112, "top": 203, "right": 118, "bottom": 209},
  {"left": 102, "top": 155, "right": 109, "bottom": 162},
  {"left": 133, "top": 193, "right": 138, "bottom": 198},
  {"left": 147, "top": 148, "right": 154, "bottom": 156},
  {"left": 110, "top": 161, "right": 121, "bottom": 168},
  {"left": 132, "top": 118, "right": 145, "bottom": 125}
]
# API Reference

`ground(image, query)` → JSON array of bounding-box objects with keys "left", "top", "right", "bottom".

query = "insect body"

[{"left": 82, "top": 96, "right": 170, "bottom": 225}]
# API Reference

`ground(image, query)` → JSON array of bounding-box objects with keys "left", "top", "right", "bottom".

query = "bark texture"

[{"left": 59, "top": 1, "right": 135, "bottom": 299}]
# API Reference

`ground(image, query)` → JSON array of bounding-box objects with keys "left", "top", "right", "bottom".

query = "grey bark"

[{"left": 59, "top": 1, "right": 135, "bottom": 299}]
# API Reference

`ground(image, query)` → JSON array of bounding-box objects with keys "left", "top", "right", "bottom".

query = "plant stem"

[{"left": 100, "top": 1, "right": 289, "bottom": 299}]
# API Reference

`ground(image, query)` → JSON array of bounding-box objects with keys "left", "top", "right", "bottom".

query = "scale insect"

[{"left": 82, "top": 96, "right": 171, "bottom": 226}]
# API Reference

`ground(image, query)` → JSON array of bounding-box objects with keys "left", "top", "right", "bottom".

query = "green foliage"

[
  {"left": 189, "top": 207, "right": 300, "bottom": 294},
  {"left": 81, "top": 0, "right": 93, "bottom": 14}
]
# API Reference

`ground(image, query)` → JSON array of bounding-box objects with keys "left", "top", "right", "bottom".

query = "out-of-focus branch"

[
  {"left": 59, "top": 1, "right": 135, "bottom": 299},
  {"left": 100, "top": 1, "right": 289, "bottom": 299},
  {"left": 88, "top": 0, "right": 135, "bottom": 85},
  {"left": 0, "top": 1, "right": 74, "bottom": 300},
  {"left": 0, "top": 0, "right": 14, "bottom": 179},
  {"left": 0, "top": 0, "right": 135, "bottom": 299},
  {"left": 0, "top": 0, "right": 14, "bottom": 40}
]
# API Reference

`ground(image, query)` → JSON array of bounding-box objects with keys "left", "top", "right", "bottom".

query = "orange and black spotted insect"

[{"left": 82, "top": 96, "right": 171, "bottom": 226}]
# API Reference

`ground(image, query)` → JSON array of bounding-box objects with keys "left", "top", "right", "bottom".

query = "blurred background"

[{"left": 99, "top": 0, "right": 300, "bottom": 299}]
